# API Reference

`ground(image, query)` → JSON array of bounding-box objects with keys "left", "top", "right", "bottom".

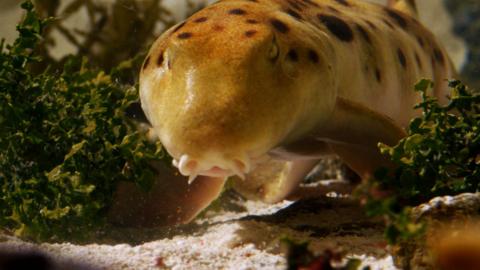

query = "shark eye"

[
  {"left": 157, "top": 50, "right": 171, "bottom": 70},
  {"left": 268, "top": 38, "right": 280, "bottom": 61},
  {"left": 157, "top": 51, "right": 165, "bottom": 66}
]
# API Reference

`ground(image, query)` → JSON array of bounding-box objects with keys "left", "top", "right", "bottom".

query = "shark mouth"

[{"left": 172, "top": 154, "right": 253, "bottom": 184}]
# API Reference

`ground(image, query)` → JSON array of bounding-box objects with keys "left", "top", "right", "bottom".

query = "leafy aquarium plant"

[
  {"left": 0, "top": 1, "right": 165, "bottom": 241},
  {"left": 364, "top": 79, "right": 480, "bottom": 244},
  {"left": 30, "top": 0, "right": 176, "bottom": 74}
]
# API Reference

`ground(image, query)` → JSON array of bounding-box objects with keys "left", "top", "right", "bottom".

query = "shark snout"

[{"left": 172, "top": 153, "right": 252, "bottom": 183}]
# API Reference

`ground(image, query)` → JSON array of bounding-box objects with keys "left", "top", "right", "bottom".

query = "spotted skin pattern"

[
  {"left": 138, "top": 0, "right": 456, "bottom": 225},
  {"left": 143, "top": 0, "right": 454, "bottom": 128}
]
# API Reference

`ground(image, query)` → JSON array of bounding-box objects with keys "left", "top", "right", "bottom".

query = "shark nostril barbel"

[
  {"left": 178, "top": 154, "right": 198, "bottom": 176},
  {"left": 188, "top": 174, "right": 198, "bottom": 185},
  {"left": 234, "top": 159, "right": 246, "bottom": 172},
  {"left": 231, "top": 158, "right": 251, "bottom": 180}
]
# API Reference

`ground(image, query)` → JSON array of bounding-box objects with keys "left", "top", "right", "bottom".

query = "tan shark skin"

[{"left": 138, "top": 0, "right": 456, "bottom": 224}]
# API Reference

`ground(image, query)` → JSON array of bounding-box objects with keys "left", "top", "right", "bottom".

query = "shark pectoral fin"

[
  {"left": 387, "top": 0, "right": 418, "bottom": 18},
  {"left": 232, "top": 158, "right": 319, "bottom": 203},
  {"left": 108, "top": 161, "right": 226, "bottom": 227},
  {"left": 175, "top": 175, "right": 227, "bottom": 222},
  {"left": 318, "top": 97, "right": 407, "bottom": 178},
  {"left": 322, "top": 97, "right": 407, "bottom": 148},
  {"left": 328, "top": 143, "right": 392, "bottom": 179},
  {"left": 269, "top": 137, "right": 334, "bottom": 160}
]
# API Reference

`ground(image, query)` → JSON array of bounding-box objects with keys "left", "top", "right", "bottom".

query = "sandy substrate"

[{"left": 0, "top": 186, "right": 398, "bottom": 270}]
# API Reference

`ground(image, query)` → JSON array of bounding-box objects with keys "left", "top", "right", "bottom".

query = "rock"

[
  {"left": 411, "top": 193, "right": 480, "bottom": 220},
  {"left": 392, "top": 193, "right": 480, "bottom": 270}
]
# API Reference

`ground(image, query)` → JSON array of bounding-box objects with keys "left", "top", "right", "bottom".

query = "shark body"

[{"left": 138, "top": 0, "right": 456, "bottom": 224}]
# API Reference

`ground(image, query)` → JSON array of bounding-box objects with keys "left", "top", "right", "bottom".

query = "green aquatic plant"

[
  {"left": 0, "top": 1, "right": 164, "bottom": 241},
  {"left": 31, "top": 0, "right": 174, "bottom": 74},
  {"left": 364, "top": 79, "right": 480, "bottom": 244},
  {"left": 29, "top": 0, "right": 206, "bottom": 77}
]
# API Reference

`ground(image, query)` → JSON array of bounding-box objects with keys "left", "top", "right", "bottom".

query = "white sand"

[{"left": 0, "top": 192, "right": 398, "bottom": 270}]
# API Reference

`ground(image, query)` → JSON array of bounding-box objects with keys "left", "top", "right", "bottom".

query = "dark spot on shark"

[
  {"left": 286, "top": 8, "right": 303, "bottom": 20},
  {"left": 193, "top": 17, "right": 208, "bottom": 23},
  {"left": 287, "top": 49, "right": 299, "bottom": 62},
  {"left": 229, "top": 9, "right": 247, "bottom": 15},
  {"left": 213, "top": 25, "right": 224, "bottom": 31},
  {"left": 365, "top": 20, "right": 377, "bottom": 30},
  {"left": 383, "top": 19, "right": 394, "bottom": 29},
  {"left": 245, "top": 30, "right": 257, "bottom": 37},
  {"left": 416, "top": 35, "right": 425, "bottom": 47},
  {"left": 302, "top": 0, "right": 320, "bottom": 8},
  {"left": 177, "top": 32, "right": 193, "bottom": 39},
  {"left": 334, "top": 0, "right": 350, "bottom": 6},
  {"left": 287, "top": 0, "right": 303, "bottom": 10},
  {"left": 292, "top": 0, "right": 309, "bottom": 9},
  {"left": 397, "top": 48, "right": 407, "bottom": 68},
  {"left": 433, "top": 48, "right": 445, "bottom": 64},
  {"left": 384, "top": 8, "right": 408, "bottom": 29},
  {"left": 355, "top": 24, "right": 371, "bottom": 44},
  {"left": 375, "top": 68, "right": 382, "bottom": 82},
  {"left": 318, "top": 14, "right": 354, "bottom": 42},
  {"left": 308, "top": 49, "right": 320, "bottom": 63},
  {"left": 246, "top": 19, "right": 259, "bottom": 24},
  {"left": 270, "top": 18, "right": 290, "bottom": 33}
]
